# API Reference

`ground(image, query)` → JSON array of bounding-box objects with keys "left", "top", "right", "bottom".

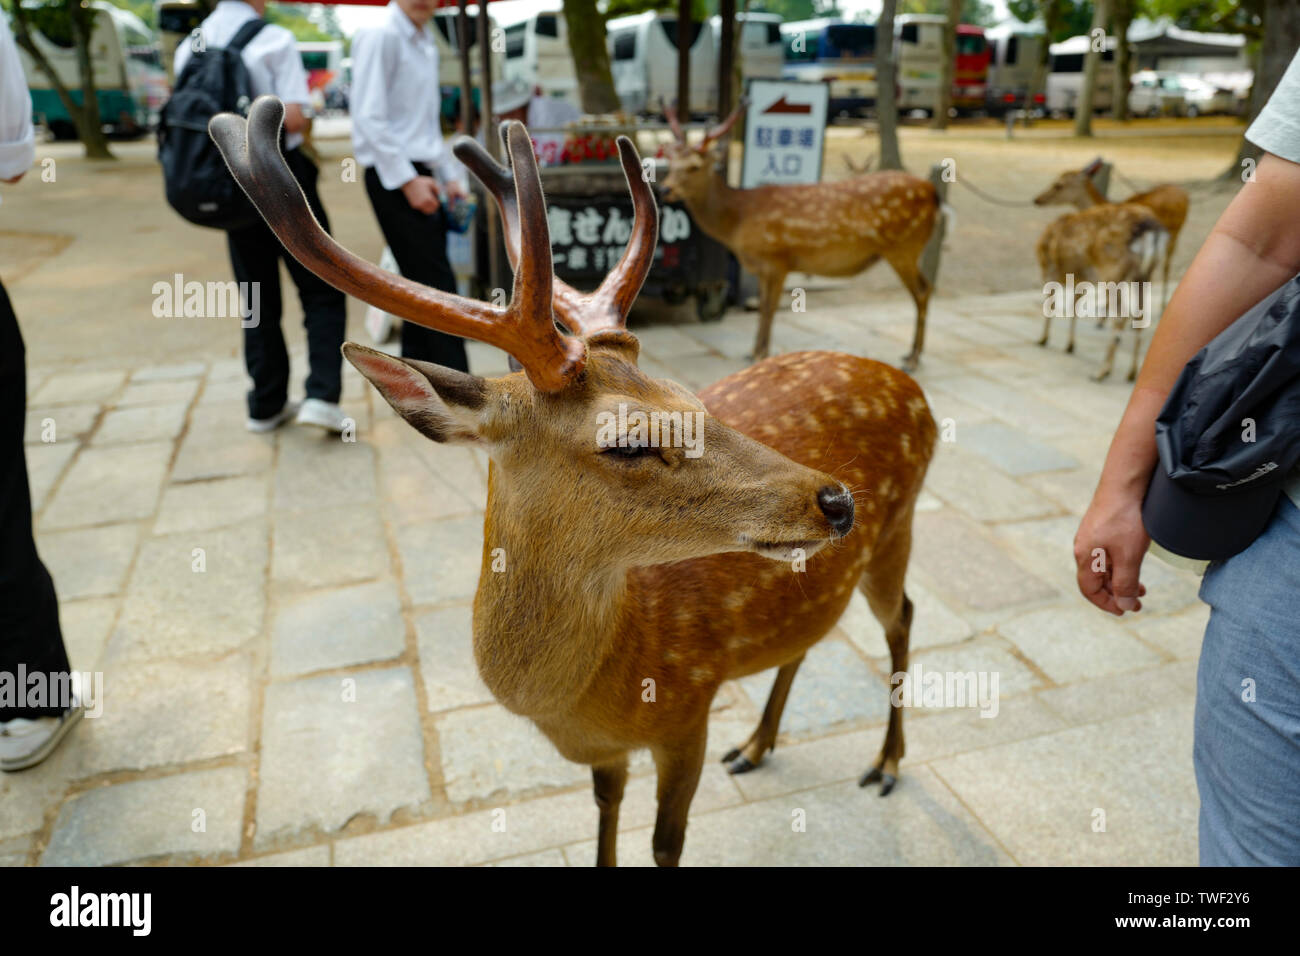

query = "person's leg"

[
  {"left": 0, "top": 279, "right": 71, "bottom": 723},
  {"left": 1195, "top": 496, "right": 1300, "bottom": 865},
  {"left": 363, "top": 166, "right": 469, "bottom": 371},
  {"left": 227, "top": 220, "right": 288, "bottom": 420},
  {"left": 284, "top": 149, "right": 346, "bottom": 404}
]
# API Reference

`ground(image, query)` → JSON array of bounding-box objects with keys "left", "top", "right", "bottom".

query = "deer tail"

[{"left": 1128, "top": 218, "right": 1167, "bottom": 279}]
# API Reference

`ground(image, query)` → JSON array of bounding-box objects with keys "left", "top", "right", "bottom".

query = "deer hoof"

[
  {"left": 900, "top": 354, "right": 919, "bottom": 374},
  {"left": 724, "top": 752, "right": 759, "bottom": 775},
  {"left": 1036, "top": 336, "right": 1048, "bottom": 347},
  {"left": 858, "top": 766, "right": 898, "bottom": 796},
  {"left": 1064, "top": 342, "right": 1075, "bottom": 354}
]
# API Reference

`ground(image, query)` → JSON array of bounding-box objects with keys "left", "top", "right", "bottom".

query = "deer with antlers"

[
  {"left": 1034, "top": 159, "right": 1189, "bottom": 315},
  {"left": 211, "top": 97, "right": 936, "bottom": 866},
  {"left": 663, "top": 105, "right": 942, "bottom": 372}
]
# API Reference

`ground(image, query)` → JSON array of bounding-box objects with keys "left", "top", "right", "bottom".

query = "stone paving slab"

[
  {"left": 108, "top": 522, "right": 267, "bottom": 662},
  {"left": 29, "top": 369, "right": 126, "bottom": 405},
  {"left": 37, "top": 523, "right": 139, "bottom": 600},
  {"left": 59, "top": 598, "right": 118, "bottom": 671},
  {"left": 256, "top": 667, "right": 431, "bottom": 847},
  {"left": 153, "top": 474, "right": 269, "bottom": 535},
  {"left": 24, "top": 403, "right": 100, "bottom": 444},
  {"left": 911, "top": 509, "right": 1058, "bottom": 613},
  {"left": 41, "top": 441, "right": 172, "bottom": 528},
  {"left": 272, "top": 506, "right": 390, "bottom": 591},
  {"left": 271, "top": 579, "right": 405, "bottom": 677},
  {"left": 25, "top": 441, "right": 77, "bottom": 511},
  {"left": 737, "top": 637, "right": 891, "bottom": 736},
  {"left": 71, "top": 655, "right": 251, "bottom": 777},
  {"left": 395, "top": 514, "right": 483, "bottom": 606},
  {"left": 92, "top": 402, "right": 188, "bottom": 445},
  {"left": 415, "top": 604, "right": 494, "bottom": 712},
  {"left": 42, "top": 767, "right": 247, "bottom": 866},
  {"left": 931, "top": 702, "right": 1198, "bottom": 866},
  {"left": 998, "top": 607, "right": 1164, "bottom": 684},
  {"left": 956, "top": 421, "right": 1080, "bottom": 476},
  {"left": 171, "top": 403, "right": 272, "bottom": 481},
  {"left": 924, "top": 445, "right": 1060, "bottom": 523}
]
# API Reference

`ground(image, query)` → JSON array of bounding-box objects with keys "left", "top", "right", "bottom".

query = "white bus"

[
  {"left": 780, "top": 18, "right": 876, "bottom": 117},
  {"left": 710, "top": 12, "right": 784, "bottom": 83},
  {"left": 894, "top": 13, "right": 944, "bottom": 113},
  {"left": 495, "top": 0, "right": 579, "bottom": 109},
  {"left": 17, "top": 1, "right": 167, "bottom": 138},
  {"left": 607, "top": 11, "right": 717, "bottom": 116},
  {"left": 985, "top": 23, "right": 1046, "bottom": 114},
  {"left": 1047, "top": 33, "right": 1117, "bottom": 116}
]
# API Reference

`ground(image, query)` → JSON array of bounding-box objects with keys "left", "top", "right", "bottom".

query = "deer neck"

[
  {"left": 683, "top": 172, "right": 745, "bottom": 245},
  {"left": 471, "top": 463, "right": 630, "bottom": 719},
  {"left": 1080, "top": 179, "right": 1110, "bottom": 208}
]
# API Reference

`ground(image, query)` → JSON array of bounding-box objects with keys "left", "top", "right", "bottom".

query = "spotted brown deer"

[
  {"left": 662, "top": 104, "right": 942, "bottom": 372},
  {"left": 211, "top": 97, "right": 936, "bottom": 867},
  {"left": 1033, "top": 158, "right": 1189, "bottom": 315},
  {"left": 1034, "top": 202, "right": 1168, "bottom": 381}
]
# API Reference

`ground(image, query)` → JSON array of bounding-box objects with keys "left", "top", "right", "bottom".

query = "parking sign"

[{"left": 740, "top": 79, "right": 830, "bottom": 189}]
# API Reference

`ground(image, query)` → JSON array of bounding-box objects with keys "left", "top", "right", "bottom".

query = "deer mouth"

[{"left": 741, "top": 537, "right": 829, "bottom": 562}]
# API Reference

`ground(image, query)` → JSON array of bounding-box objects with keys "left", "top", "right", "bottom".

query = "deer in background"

[
  {"left": 662, "top": 104, "right": 942, "bottom": 372},
  {"left": 212, "top": 97, "right": 936, "bottom": 866},
  {"left": 1035, "top": 202, "right": 1168, "bottom": 381},
  {"left": 1034, "top": 158, "right": 1189, "bottom": 315}
]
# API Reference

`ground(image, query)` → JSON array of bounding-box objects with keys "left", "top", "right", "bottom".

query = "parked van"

[
  {"left": 1047, "top": 33, "right": 1116, "bottom": 116},
  {"left": 17, "top": 1, "right": 167, "bottom": 139},
  {"left": 984, "top": 23, "right": 1045, "bottom": 114},
  {"left": 710, "top": 12, "right": 784, "bottom": 83},
  {"left": 780, "top": 18, "right": 876, "bottom": 116},
  {"left": 894, "top": 13, "right": 944, "bottom": 113},
  {"left": 495, "top": 0, "right": 579, "bottom": 109},
  {"left": 1129, "top": 70, "right": 1188, "bottom": 116},
  {"left": 607, "top": 11, "right": 717, "bottom": 116}
]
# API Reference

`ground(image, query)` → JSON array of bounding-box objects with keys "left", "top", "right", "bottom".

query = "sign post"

[{"left": 740, "top": 79, "right": 830, "bottom": 189}]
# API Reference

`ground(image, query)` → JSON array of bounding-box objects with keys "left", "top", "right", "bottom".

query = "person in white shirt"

[
  {"left": 0, "top": 17, "right": 82, "bottom": 771},
  {"left": 351, "top": 0, "right": 470, "bottom": 369},
  {"left": 174, "top": 0, "right": 349, "bottom": 433}
]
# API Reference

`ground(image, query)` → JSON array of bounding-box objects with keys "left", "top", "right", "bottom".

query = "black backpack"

[{"left": 158, "top": 19, "right": 268, "bottom": 230}]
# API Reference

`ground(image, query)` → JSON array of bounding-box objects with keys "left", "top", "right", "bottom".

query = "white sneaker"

[
  {"left": 295, "top": 397, "right": 348, "bottom": 433},
  {"left": 247, "top": 401, "right": 299, "bottom": 433},
  {"left": 0, "top": 706, "right": 83, "bottom": 772}
]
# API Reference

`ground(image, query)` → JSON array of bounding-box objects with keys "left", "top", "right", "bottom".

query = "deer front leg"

[
  {"left": 857, "top": 540, "right": 914, "bottom": 796},
  {"left": 1094, "top": 318, "right": 1120, "bottom": 381},
  {"left": 722, "top": 655, "right": 804, "bottom": 774},
  {"left": 592, "top": 758, "right": 628, "bottom": 867},
  {"left": 650, "top": 727, "right": 707, "bottom": 866},
  {"left": 750, "top": 271, "right": 786, "bottom": 361}
]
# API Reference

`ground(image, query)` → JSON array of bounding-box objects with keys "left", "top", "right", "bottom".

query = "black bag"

[
  {"left": 1142, "top": 274, "right": 1300, "bottom": 560},
  {"left": 158, "top": 19, "right": 268, "bottom": 230}
]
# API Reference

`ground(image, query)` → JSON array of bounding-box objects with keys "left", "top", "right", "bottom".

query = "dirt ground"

[{"left": 1, "top": 115, "right": 1245, "bottom": 370}]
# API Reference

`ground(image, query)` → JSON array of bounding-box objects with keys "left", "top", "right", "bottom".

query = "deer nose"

[{"left": 817, "top": 485, "right": 855, "bottom": 538}]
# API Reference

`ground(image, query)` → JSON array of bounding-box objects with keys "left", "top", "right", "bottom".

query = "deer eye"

[{"left": 602, "top": 442, "right": 652, "bottom": 460}]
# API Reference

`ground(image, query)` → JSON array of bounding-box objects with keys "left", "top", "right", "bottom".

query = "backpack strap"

[{"left": 227, "top": 18, "right": 267, "bottom": 54}]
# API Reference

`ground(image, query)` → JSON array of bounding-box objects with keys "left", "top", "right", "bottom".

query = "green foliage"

[
  {"left": 265, "top": 3, "right": 334, "bottom": 42},
  {"left": 1144, "top": 0, "right": 1264, "bottom": 39},
  {"left": 102, "top": 0, "right": 155, "bottom": 29},
  {"left": 748, "top": 0, "right": 842, "bottom": 22},
  {"left": 898, "top": 0, "right": 998, "bottom": 28},
  {"left": 1007, "top": 1, "right": 1097, "bottom": 40}
]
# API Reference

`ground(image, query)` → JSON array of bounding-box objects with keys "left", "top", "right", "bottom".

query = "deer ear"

[{"left": 343, "top": 343, "right": 489, "bottom": 445}]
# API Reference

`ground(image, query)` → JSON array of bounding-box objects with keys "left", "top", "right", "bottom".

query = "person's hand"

[
  {"left": 443, "top": 180, "right": 467, "bottom": 203},
  {"left": 401, "top": 175, "right": 441, "bottom": 215},
  {"left": 1074, "top": 482, "right": 1150, "bottom": 615},
  {"left": 2, "top": 173, "right": 24, "bottom": 184}
]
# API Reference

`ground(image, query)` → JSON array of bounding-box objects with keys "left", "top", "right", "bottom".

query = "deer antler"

[
  {"left": 663, "top": 100, "right": 687, "bottom": 145},
  {"left": 209, "top": 96, "right": 586, "bottom": 392},
  {"left": 453, "top": 125, "right": 658, "bottom": 336},
  {"left": 701, "top": 98, "right": 748, "bottom": 147}
]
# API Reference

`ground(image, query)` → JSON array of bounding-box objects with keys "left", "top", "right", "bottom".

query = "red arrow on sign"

[{"left": 762, "top": 95, "right": 812, "bottom": 115}]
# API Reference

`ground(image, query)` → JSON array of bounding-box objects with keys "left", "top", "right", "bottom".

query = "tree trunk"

[
  {"left": 1027, "top": 0, "right": 1064, "bottom": 121},
  {"left": 876, "top": 0, "right": 902, "bottom": 169},
  {"left": 1112, "top": 0, "right": 1132, "bottom": 122},
  {"left": 562, "top": 0, "right": 620, "bottom": 114},
  {"left": 929, "top": 0, "right": 961, "bottom": 129},
  {"left": 1226, "top": 0, "right": 1300, "bottom": 178},
  {"left": 10, "top": 2, "right": 114, "bottom": 159},
  {"left": 1074, "top": 0, "right": 1109, "bottom": 137}
]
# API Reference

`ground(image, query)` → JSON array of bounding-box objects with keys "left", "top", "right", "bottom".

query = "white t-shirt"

[
  {"left": 172, "top": 1, "right": 310, "bottom": 151},
  {"left": 1245, "top": 48, "right": 1300, "bottom": 509}
]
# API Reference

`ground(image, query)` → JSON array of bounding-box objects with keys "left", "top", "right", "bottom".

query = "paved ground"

[{"left": 3, "top": 285, "right": 1209, "bottom": 867}]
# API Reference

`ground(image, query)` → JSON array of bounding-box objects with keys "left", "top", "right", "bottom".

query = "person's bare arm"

[
  {"left": 281, "top": 102, "right": 308, "bottom": 135},
  {"left": 1075, "top": 152, "right": 1300, "bottom": 615}
]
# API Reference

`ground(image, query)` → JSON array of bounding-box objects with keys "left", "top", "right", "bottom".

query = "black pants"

[
  {"left": 0, "top": 280, "right": 70, "bottom": 721},
  {"left": 363, "top": 164, "right": 469, "bottom": 370},
  {"left": 227, "top": 148, "right": 347, "bottom": 420}
]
